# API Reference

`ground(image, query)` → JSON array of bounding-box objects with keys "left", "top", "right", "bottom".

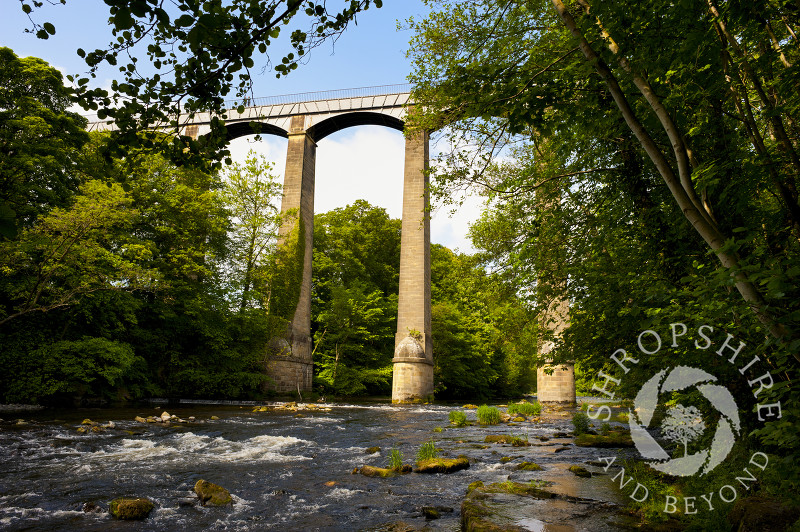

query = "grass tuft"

[
  {"left": 476, "top": 405, "right": 501, "bottom": 425},
  {"left": 507, "top": 401, "right": 542, "bottom": 416},
  {"left": 416, "top": 440, "right": 438, "bottom": 463},
  {"left": 448, "top": 410, "right": 468, "bottom": 427}
]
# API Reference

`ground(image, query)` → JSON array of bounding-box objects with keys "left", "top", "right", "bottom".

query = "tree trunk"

[{"left": 550, "top": 0, "right": 794, "bottom": 351}]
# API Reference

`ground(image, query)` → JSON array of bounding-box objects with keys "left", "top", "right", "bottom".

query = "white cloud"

[{"left": 226, "top": 125, "right": 483, "bottom": 253}]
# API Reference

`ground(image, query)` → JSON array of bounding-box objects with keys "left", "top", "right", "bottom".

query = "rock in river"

[
  {"left": 109, "top": 497, "right": 154, "bottom": 520},
  {"left": 194, "top": 479, "right": 233, "bottom": 506},
  {"left": 415, "top": 456, "right": 470, "bottom": 474}
]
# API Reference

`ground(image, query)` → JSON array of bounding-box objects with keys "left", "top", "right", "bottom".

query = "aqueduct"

[{"left": 87, "top": 84, "right": 574, "bottom": 404}]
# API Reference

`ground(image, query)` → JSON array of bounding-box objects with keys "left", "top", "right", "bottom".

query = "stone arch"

[
  {"left": 225, "top": 121, "right": 288, "bottom": 141},
  {"left": 307, "top": 111, "right": 405, "bottom": 142}
]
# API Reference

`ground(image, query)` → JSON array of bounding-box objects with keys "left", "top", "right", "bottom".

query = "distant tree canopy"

[
  {"left": 18, "top": 0, "right": 384, "bottom": 168},
  {"left": 310, "top": 200, "right": 537, "bottom": 398}
]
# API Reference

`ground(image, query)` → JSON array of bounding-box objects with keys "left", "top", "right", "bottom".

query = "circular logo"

[{"left": 629, "top": 365, "right": 741, "bottom": 476}]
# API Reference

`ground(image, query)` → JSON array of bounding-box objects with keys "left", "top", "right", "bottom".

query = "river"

[{"left": 0, "top": 401, "right": 629, "bottom": 531}]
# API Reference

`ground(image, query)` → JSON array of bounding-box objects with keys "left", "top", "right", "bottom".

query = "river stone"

[
  {"left": 517, "top": 461, "right": 543, "bottom": 471},
  {"left": 360, "top": 465, "right": 396, "bottom": 478},
  {"left": 160, "top": 411, "right": 171, "bottom": 422},
  {"left": 365, "top": 446, "right": 381, "bottom": 454},
  {"left": 109, "top": 497, "right": 154, "bottom": 520},
  {"left": 415, "top": 456, "right": 470, "bottom": 474},
  {"left": 194, "top": 479, "right": 233, "bottom": 506},
  {"left": 568, "top": 465, "right": 592, "bottom": 478},
  {"left": 421, "top": 506, "right": 440, "bottom": 519}
]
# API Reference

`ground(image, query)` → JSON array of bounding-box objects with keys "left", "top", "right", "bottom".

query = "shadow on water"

[{"left": 0, "top": 401, "right": 632, "bottom": 531}]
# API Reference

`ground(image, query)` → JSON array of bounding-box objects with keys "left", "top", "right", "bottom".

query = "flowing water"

[{"left": 0, "top": 401, "right": 632, "bottom": 531}]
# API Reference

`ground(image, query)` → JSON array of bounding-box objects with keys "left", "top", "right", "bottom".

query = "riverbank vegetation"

[{"left": 406, "top": 0, "right": 800, "bottom": 526}]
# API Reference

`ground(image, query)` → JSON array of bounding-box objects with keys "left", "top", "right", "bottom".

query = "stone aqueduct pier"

[{"left": 87, "top": 84, "right": 574, "bottom": 404}]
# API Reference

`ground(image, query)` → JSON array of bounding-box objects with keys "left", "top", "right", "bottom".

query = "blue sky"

[{"left": 2, "top": 1, "right": 482, "bottom": 252}]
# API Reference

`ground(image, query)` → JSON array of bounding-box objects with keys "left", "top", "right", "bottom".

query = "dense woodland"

[{"left": 405, "top": 0, "right": 800, "bottom": 514}]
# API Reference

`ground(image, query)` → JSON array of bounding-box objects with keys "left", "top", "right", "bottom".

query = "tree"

[
  {"left": 311, "top": 201, "right": 400, "bottom": 395},
  {"left": 313, "top": 284, "right": 394, "bottom": 395},
  {"left": 406, "top": 0, "right": 800, "bottom": 487},
  {"left": 0, "top": 46, "right": 88, "bottom": 238},
  {"left": 221, "top": 150, "right": 282, "bottom": 311},
  {"left": 19, "top": 0, "right": 385, "bottom": 167},
  {"left": 406, "top": 0, "right": 800, "bottom": 346},
  {"left": 661, "top": 405, "right": 706, "bottom": 457},
  {"left": 0, "top": 179, "right": 157, "bottom": 326}
]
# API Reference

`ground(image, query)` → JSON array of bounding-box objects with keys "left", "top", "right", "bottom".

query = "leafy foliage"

[
  {"left": 0, "top": 47, "right": 88, "bottom": 238},
  {"left": 20, "top": 1, "right": 384, "bottom": 168},
  {"left": 407, "top": 0, "right": 800, "bottom": 500},
  {"left": 572, "top": 412, "right": 591, "bottom": 436}
]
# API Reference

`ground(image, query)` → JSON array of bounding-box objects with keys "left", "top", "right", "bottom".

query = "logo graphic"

[{"left": 629, "top": 365, "right": 741, "bottom": 476}]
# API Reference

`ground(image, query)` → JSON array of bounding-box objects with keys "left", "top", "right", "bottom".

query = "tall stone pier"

[
  {"left": 536, "top": 296, "right": 576, "bottom": 404},
  {"left": 268, "top": 114, "right": 316, "bottom": 393},
  {"left": 392, "top": 130, "right": 434, "bottom": 403}
]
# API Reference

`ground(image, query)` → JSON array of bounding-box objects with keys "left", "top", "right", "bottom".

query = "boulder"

[
  {"left": 359, "top": 465, "right": 396, "bottom": 478},
  {"left": 484, "top": 434, "right": 529, "bottom": 446},
  {"left": 422, "top": 506, "right": 440, "bottom": 520},
  {"left": 568, "top": 465, "right": 592, "bottom": 478},
  {"left": 194, "top": 479, "right": 233, "bottom": 506},
  {"left": 466, "top": 481, "right": 484, "bottom": 494},
  {"left": 365, "top": 446, "right": 381, "bottom": 454},
  {"left": 517, "top": 461, "right": 543, "bottom": 471},
  {"left": 574, "top": 433, "right": 634, "bottom": 448},
  {"left": 415, "top": 456, "right": 470, "bottom": 474},
  {"left": 160, "top": 411, "right": 171, "bottom": 422},
  {"left": 109, "top": 497, "right": 154, "bottom": 520}
]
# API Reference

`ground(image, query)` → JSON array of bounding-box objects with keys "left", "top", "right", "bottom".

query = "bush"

[
  {"left": 476, "top": 405, "right": 501, "bottom": 425},
  {"left": 388, "top": 447, "right": 403, "bottom": 470},
  {"left": 449, "top": 410, "right": 468, "bottom": 427},
  {"left": 416, "top": 440, "right": 438, "bottom": 463},
  {"left": 507, "top": 401, "right": 542, "bottom": 416},
  {"left": 601, "top": 422, "right": 611, "bottom": 436},
  {"left": 572, "top": 411, "right": 591, "bottom": 435}
]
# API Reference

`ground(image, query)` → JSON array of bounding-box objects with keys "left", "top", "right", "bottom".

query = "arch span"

[
  {"left": 225, "top": 121, "right": 288, "bottom": 141},
  {"left": 308, "top": 111, "right": 404, "bottom": 142}
]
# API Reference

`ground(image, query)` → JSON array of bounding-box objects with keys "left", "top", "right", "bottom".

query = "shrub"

[
  {"left": 507, "top": 401, "right": 542, "bottom": 416},
  {"left": 388, "top": 447, "right": 403, "bottom": 470},
  {"left": 476, "top": 405, "right": 501, "bottom": 425},
  {"left": 601, "top": 422, "right": 611, "bottom": 436},
  {"left": 416, "top": 440, "right": 438, "bottom": 463},
  {"left": 449, "top": 410, "right": 468, "bottom": 427},
  {"left": 572, "top": 411, "right": 591, "bottom": 435}
]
